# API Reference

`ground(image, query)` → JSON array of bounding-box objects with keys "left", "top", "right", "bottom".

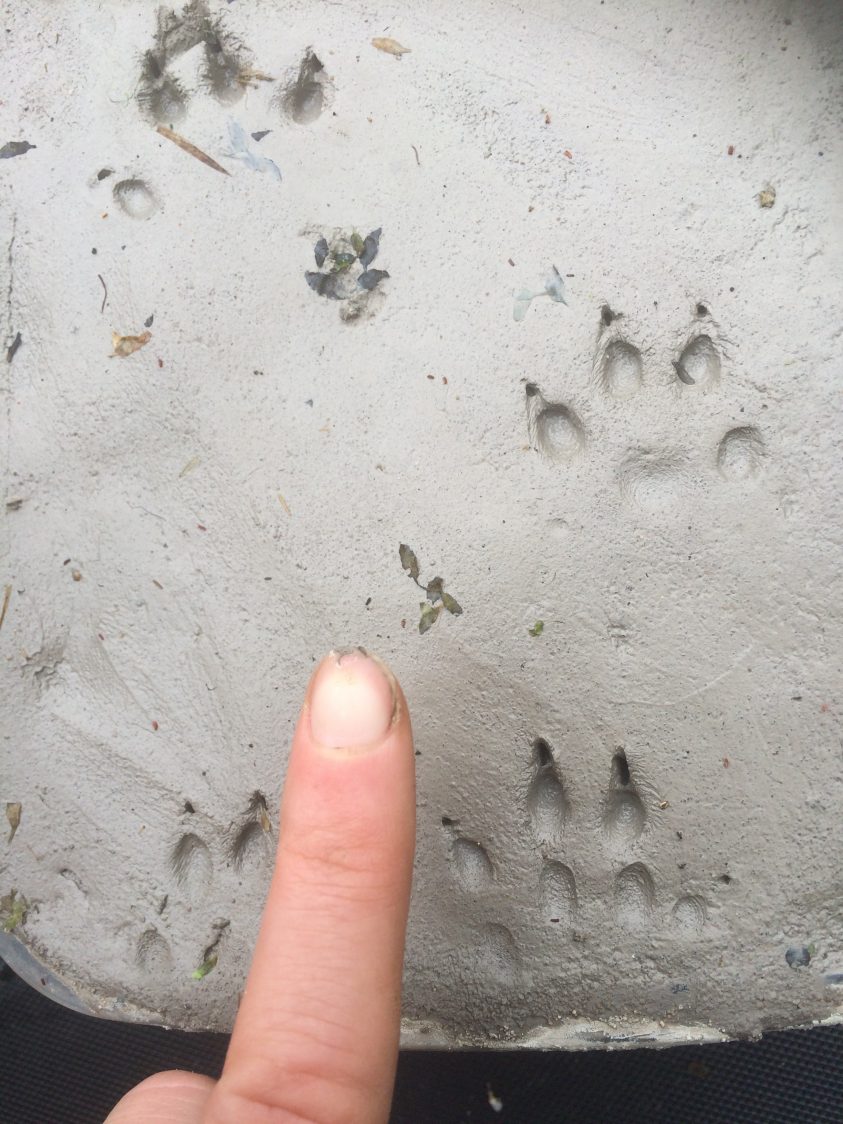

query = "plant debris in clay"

[
  {"left": 305, "top": 228, "right": 389, "bottom": 315},
  {"left": 399, "top": 543, "right": 463, "bottom": 634}
]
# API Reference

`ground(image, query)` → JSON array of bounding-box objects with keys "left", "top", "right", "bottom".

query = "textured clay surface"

[{"left": 1, "top": 0, "right": 842, "bottom": 1046}]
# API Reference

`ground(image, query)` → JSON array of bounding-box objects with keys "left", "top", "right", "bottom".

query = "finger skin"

[
  {"left": 104, "top": 1072, "right": 215, "bottom": 1123},
  {"left": 206, "top": 651, "right": 416, "bottom": 1124}
]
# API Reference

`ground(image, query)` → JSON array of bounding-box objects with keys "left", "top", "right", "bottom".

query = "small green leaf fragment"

[
  {"left": 350, "top": 231, "right": 364, "bottom": 256},
  {"left": 331, "top": 251, "right": 356, "bottom": 273},
  {"left": 399, "top": 543, "right": 420, "bottom": 580},
  {"left": 1, "top": 889, "right": 28, "bottom": 932},
  {"left": 426, "top": 576, "right": 444, "bottom": 603},
  {"left": 441, "top": 592, "right": 463, "bottom": 616},
  {"left": 528, "top": 620, "right": 544, "bottom": 637},
  {"left": 192, "top": 954, "right": 218, "bottom": 980},
  {"left": 418, "top": 602, "right": 441, "bottom": 634}
]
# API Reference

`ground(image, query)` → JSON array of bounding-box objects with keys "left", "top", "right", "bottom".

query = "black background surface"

[{"left": 2, "top": 960, "right": 842, "bottom": 1123}]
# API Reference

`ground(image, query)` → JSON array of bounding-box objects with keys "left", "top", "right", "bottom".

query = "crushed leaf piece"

[
  {"left": 419, "top": 601, "right": 441, "bottom": 634},
  {"left": 192, "top": 953, "right": 218, "bottom": 980},
  {"left": 399, "top": 543, "right": 420, "bottom": 581},
  {"left": 426, "top": 576, "right": 444, "bottom": 603},
  {"left": 441, "top": 592, "right": 463, "bottom": 616},
  {"left": 487, "top": 1084, "right": 504, "bottom": 1113},
  {"left": 528, "top": 620, "right": 544, "bottom": 637},
  {"left": 1, "top": 889, "right": 28, "bottom": 932},
  {"left": 0, "top": 141, "right": 35, "bottom": 159},
  {"left": 110, "top": 330, "right": 151, "bottom": 358},
  {"left": 758, "top": 185, "right": 776, "bottom": 208},
  {"left": 359, "top": 227, "right": 382, "bottom": 269},
  {"left": 277, "top": 493, "right": 291, "bottom": 515},
  {"left": 71, "top": 569, "right": 82, "bottom": 582},
  {"left": 6, "top": 803, "right": 22, "bottom": 843},
  {"left": 372, "top": 37, "right": 411, "bottom": 57},
  {"left": 156, "top": 124, "right": 230, "bottom": 176},
  {"left": 358, "top": 268, "right": 389, "bottom": 291}
]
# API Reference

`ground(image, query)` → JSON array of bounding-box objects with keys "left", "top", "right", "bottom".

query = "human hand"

[{"left": 106, "top": 649, "right": 415, "bottom": 1124}]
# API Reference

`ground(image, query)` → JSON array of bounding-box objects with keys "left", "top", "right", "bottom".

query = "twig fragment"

[{"left": 156, "top": 125, "right": 230, "bottom": 176}]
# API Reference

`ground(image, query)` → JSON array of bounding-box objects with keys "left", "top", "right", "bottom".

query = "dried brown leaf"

[
  {"left": 399, "top": 543, "right": 420, "bottom": 580},
  {"left": 111, "top": 330, "right": 151, "bottom": 358},
  {"left": 372, "top": 37, "right": 411, "bottom": 57}
]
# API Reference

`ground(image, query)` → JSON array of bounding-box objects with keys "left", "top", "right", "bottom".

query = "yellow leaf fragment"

[
  {"left": 372, "top": 37, "right": 411, "bottom": 57},
  {"left": 180, "top": 455, "right": 201, "bottom": 478},
  {"left": 111, "top": 330, "right": 151, "bottom": 358},
  {"left": 6, "top": 802, "right": 21, "bottom": 843}
]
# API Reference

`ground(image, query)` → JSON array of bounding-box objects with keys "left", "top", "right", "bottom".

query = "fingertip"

[
  {"left": 307, "top": 648, "right": 399, "bottom": 752},
  {"left": 104, "top": 1071, "right": 215, "bottom": 1123}
]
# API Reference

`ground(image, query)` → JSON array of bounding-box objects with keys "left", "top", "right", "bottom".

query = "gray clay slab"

[{"left": 1, "top": 0, "right": 842, "bottom": 1047}]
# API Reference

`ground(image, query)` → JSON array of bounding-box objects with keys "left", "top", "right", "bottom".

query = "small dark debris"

[
  {"left": 791, "top": 695, "right": 802, "bottom": 701},
  {"left": 671, "top": 982, "right": 689, "bottom": 994},
  {"left": 251, "top": 130, "right": 271, "bottom": 141},
  {"left": 6, "top": 499, "right": 23, "bottom": 511},
  {"left": 183, "top": 801, "right": 195, "bottom": 814},
  {"left": 6, "top": 332, "right": 22, "bottom": 364},
  {"left": 696, "top": 303, "right": 709, "bottom": 317},
  {"left": 0, "top": 141, "right": 35, "bottom": 159},
  {"left": 365, "top": 596, "right": 372, "bottom": 607},
  {"left": 727, "top": 145, "right": 734, "bottom": 156},
  {"left": 719, "top": 874, "right": 732, "bottom": 884},
  {"left": 305, "top": 398, "right": 313, "bottom": 407},
  {"left": 91, "top": 248, "right": 97, "bottom": 255},
  {"left": 508, "top": 258, "right": 515, "bottom": 267},
  {"left": 144, "top": 314, "right": 154, "bottom": 328},
  {"left": 97, "top": 168, "right": 113, "bottom": 180},
  {"left": 358, "top": 268, "right": 389, "bottom": 291},
  {"left": 600, "top": 304, "right": 618, "bottom": 327},
  {"left": 786, "top": 945, "right": 811, "bottom": 969},
  {"left": 151, "top": 720, "right": 159, "bottom": 731},
  {"left": 313, "top": 237, "right": 329, "bottom": 268},
  {"left": 196, "top": 523, "right": 207, "bottom": 532},
  {"left": 157, "top": 358, "right": 163, "bottom": 369}
]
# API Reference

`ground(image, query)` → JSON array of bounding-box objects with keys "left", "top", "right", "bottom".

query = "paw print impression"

[
  {"left": 137, "top": 0, "right": 250, "bottom": 124},
  {"left": 526, "top": 303, "right": 768, "bottom": 518}
]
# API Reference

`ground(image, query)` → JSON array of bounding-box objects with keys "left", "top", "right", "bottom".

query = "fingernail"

[{"left": 309, "top": 648, "right": 397, "bottom": 751}]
